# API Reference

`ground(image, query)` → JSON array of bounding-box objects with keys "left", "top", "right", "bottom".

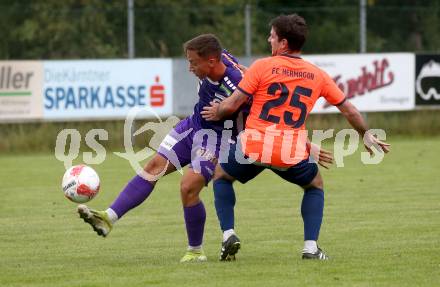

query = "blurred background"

[{"left": 1, "top": 0, "right": 439, "bottom": 59}]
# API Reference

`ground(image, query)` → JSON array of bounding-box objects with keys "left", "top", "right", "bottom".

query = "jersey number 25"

[{"left": 259, "top": 82, "right": 312, "bottom": 128}]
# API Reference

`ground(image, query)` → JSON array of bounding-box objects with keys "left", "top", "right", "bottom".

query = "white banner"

[
  {"left": 43, "top": 59, "right": 172, "bottom": 120},
  {"left": 303, "top": 53, "right": 415, "bottom": 113},
  {"left": 0, "top": 61, "right": 43, "bottom": 121}
]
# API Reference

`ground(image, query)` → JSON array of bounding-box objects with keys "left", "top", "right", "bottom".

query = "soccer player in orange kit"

[{"left": 202, "top": 14, "right": 390, "bottom": 260}]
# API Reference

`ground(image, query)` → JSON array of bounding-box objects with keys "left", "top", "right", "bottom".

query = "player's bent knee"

[
  {"left": 180, "top": 181, "right": 202, "bottom": 206},
  {"left": 180, "top": 181, "right": 192, "bottom": 195},
  {"left": 143, "top": 154, "right": 173, "bottom": 180},
  {"left": 303, "top": 171, "right": 324, "bottom": 190},
  {"left": 180, "top": 177, "right": 202, "bottom": 195}
]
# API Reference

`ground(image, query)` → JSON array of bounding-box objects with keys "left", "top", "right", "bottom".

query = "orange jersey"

[{"left": 237, "top": 55, "right": 345, "bottom": 168}]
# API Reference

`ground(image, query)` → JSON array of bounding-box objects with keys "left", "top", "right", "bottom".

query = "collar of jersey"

[
  {"left": 205, "top": 77, "right": 219, "bottom": 85},
  {"left": 280, "top": 53, "right": 302, "bottom": 59}
]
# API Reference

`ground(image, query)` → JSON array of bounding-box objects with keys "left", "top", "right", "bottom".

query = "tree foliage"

[{"left": 0, "top": 0, "right": 438, "bottom": 59}]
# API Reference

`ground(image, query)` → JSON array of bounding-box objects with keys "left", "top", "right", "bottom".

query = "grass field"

[{"left": 1, "top": 136, "right": 439, "bottom": 287}]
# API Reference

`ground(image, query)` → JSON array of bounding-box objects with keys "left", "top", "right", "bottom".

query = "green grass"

[{"left": 1, "top": 136, "right": 439, "bottom": 287}]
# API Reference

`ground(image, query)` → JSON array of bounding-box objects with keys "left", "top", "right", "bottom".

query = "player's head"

[
  {"left": 268, "top": 14, "right": 308, "bottom": 56},
  {"left": 184, "top": 34, "right": 223, "bottom": 79}
]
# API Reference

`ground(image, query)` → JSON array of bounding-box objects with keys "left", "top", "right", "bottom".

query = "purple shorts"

[{"left": 157, "top": 117, "right": 221, "bottom": 184}]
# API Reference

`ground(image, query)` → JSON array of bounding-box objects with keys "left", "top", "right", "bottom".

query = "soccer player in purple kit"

[{"left": 77, "top": 34, "right": 247, "bottom": 262}]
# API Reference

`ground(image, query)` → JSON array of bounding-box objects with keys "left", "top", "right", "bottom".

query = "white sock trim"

[
  {"left": 188, "top": 245, "right": 202, "bottom": 251},
  {"left": 223, "top": 229, "right": 236, "bottom": 242},
  {"left": 303, "top": 240, "right": 318, "bottom": 253},
  {"left": 105, "top": 208, "right": 119, "bottom": 224}
]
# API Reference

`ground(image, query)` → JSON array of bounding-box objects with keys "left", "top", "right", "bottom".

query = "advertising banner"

[
  {"left": 415, "top": 54, "right": 440, "bottom": 106},
  {"left": 0, "top": 61, "right": 44, "bottom": 120},
  {"left": 43, "top": 59, "right": 173, "bottom": 120},
  {"left": 304, "top": 53, "right": 415, "bottom": 113}
]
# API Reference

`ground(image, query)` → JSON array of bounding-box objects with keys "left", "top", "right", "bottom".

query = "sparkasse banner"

[
  {"left": 43, "top": 59, "right": 172, "bottom": 120},
  {"left": 0, "top": 61, "right": 44, "bottom": 120},
  {"left": 304, "top": 53, "right": 415, "bottom": 113}
]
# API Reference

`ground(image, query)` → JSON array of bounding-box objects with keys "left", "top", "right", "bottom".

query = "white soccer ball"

[{"left": 62, "top": 165, "right": 100, "bottom": 203}]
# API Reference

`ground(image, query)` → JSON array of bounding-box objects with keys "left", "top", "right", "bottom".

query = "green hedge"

[
  {"left": 0, "top": 110, "right": 439, "bottom": 153},
  {"left": 307, "top": 110, "right": 440, "bottom": 136}
]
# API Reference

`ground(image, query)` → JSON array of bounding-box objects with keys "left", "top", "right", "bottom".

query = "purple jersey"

[
  {"left": 191, "top": 50, "right": 247, "bottom": 137},
  {"left": 158, "top": 50, "right": 248, "bottom": 183}
]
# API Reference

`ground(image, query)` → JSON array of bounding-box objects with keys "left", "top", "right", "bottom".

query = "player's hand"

[
  {"left": 309, "top": 143, "right": 334, "bottom": 169},
  {"left": 363, "top": 132, "right": 391, "bottom": 155},
  {"left": 201, "top": 101, "right": 221, "bottom": 121}
]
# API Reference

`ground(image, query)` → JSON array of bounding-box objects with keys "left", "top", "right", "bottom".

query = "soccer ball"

[{"left": 62, "top": 165, "right": 100, "bottom": 203}]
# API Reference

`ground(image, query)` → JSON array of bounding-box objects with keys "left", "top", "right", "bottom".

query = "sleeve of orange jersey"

[
  {"left": 320, "top": 70, "right": 346, "bottom": 106},
  {"left": 237, "top": 59, "right": 266, "bottom": 97}
]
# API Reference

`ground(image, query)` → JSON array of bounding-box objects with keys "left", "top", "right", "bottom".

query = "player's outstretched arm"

[
  {"left": 201, "top": 89, "right": 248, "bottom": 121},
  {"left": 238, "top": 64, "right": 248, "bottom": 74},
  {"left": 337, "top": 100, "right": 390, "bottom": 154}
]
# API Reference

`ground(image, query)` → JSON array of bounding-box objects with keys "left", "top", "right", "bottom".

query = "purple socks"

[
  {"left": 183, "top": 201, "right": 206, "bottom": 247},
  {"left": 110, "top": 174, "right": 206, "bottom": 248},
  {"left": 110, "top": 175, "right": 154, "bottom": 218}
]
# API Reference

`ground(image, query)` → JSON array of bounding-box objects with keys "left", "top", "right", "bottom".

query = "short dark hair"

[
  {"left": 183, "top": 34, "right": 222, "bottom": 60},
  {"left": 270, "top": 14, "right": 308, "bottom": 51}
]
